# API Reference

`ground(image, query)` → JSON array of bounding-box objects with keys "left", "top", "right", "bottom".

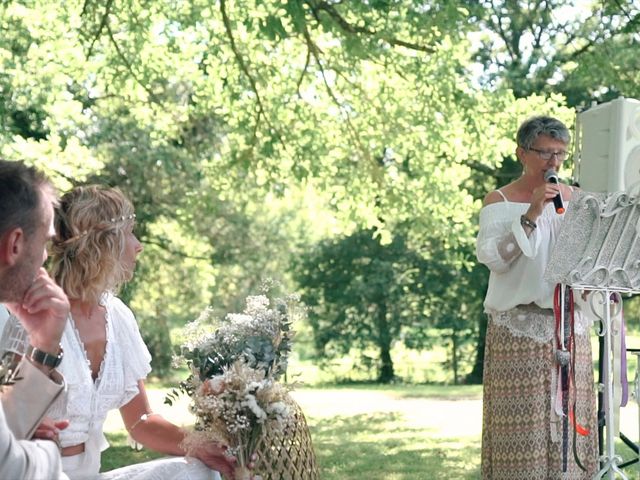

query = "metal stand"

[
  {"left": 542, "top": 189, "right": 640, "bottom": 479},
  {"left": 617, "top": 348, "right": 640, "bottom": 474},
  {"left": 591, "top": 289, "right": 629, "bottom": 480}
]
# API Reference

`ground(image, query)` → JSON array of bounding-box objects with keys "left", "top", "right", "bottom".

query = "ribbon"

[
  {"left": 553, "top": 284, "right": 588, "bottom": 473},
  {"left": 620, "top": 309, "right": 628, "bottom": 407}
]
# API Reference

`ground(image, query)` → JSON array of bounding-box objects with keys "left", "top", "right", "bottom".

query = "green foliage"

[
  {"left": 104, "top": 384, "right": 484, "bottom": 478},
  {"left": 1, "top": 0, "right": 636, "bottom": 386},
  {"left": 295, "top": 228, "right": 440, "bottom": 382},
  {"left": 473, "top": 0, "right": 640, "bottom": 106},
  {"left": 167, "top": 292, "right": 295, "bottom": 404}
]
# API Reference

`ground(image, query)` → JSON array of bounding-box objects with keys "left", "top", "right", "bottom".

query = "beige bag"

[{"left": 1, "top": 358, "right": 65, "bottom": 439}]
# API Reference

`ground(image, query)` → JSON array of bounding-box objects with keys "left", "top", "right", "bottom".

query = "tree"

[
  {"left": 472, "top": 0, "right": 640, "bottom": 105},
  {"left": 295, "top": 228, "right": 437, "bottom": 383},
  {"left": 0, "top": 0, "right": 583, "bottom": 379},
  {"left": 295, "top": 212, "right": 495, "bottom": 384}
]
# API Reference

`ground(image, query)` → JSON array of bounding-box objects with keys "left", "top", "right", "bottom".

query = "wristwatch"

[{"left": 25, "top": 344, "right": 64, "bottom": 369}]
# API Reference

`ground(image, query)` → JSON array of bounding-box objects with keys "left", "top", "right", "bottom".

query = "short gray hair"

[{"left": 516, "top": 116, "right": 570, "bottom": 150}]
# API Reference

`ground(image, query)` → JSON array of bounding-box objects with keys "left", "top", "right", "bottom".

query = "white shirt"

[{"left": 476, "top": 199, "right": 566, "bottom": 312}]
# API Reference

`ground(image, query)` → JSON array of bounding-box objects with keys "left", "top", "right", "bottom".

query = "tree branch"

[
  {"left": 299, "top": 20, "right": 370, "bottom": 165},
  {"left": 308, "top": 0, "right": 435, "bottom": 54},
  {"left": 219, "top": 0, "right": 287, "bottom": 152},
  {"left": 296, "top": 46, "right": 312, "bottom": 98},
  {"left": 81, "top": 0, "right": 115, "bottom": 59},
  {"left": 489, "top": 1, "right": 517, "bottom": 61},
  {"left": 105, "top": 23, "right": 161, "bottom": 103}
]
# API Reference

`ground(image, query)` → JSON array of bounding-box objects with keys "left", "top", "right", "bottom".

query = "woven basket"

[{"left": 251, "top": 396, "right": 320, "bottom": 480}]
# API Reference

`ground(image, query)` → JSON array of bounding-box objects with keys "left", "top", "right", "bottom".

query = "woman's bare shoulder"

[
  {"left": 562, "top": 183, "right": 576, "bottom": 200},
  {"left": 483, "top": 190, "right": 505, "bottom": 206}
]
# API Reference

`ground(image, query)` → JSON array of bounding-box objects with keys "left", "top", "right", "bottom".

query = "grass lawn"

[
  {"left": 102, "top": 382, "right": 640, "bottom": 478},
  {"left": 100, "top": 345, "right": 640, "bottom": 480},
  {"left": 102, "top": 384, "right": 483, "bottom": 479}
]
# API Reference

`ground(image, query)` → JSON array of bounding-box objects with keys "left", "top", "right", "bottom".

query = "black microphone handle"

[
  {"left": 547, "top": 177, "right": 565, "bottom": 213},
  {"left": 552, "top": 192, "right": 564, "bottom": 213}
]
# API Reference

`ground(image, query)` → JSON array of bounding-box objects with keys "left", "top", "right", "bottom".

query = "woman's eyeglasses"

[{"left": 528, "top": 147, "right": 567, "bottom": 161}]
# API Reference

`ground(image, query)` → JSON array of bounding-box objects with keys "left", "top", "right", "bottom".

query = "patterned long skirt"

[{"left": 481, "top": 313, "right": 598, "bottom": 479}]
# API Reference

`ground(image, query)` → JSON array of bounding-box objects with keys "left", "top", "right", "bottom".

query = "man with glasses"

[
  {"left": 476, "top": 116, "right": 597, "bottom": 479},
  {"left": 0, "top": 159, "right": 69, "bottom": 479}
]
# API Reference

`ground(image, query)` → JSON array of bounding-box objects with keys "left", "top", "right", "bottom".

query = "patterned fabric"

[
  {"left": 0, "top": 294, "right": 152, "bottom": 449},
  {"left": 482, "top": 309, "right": 598, "bottom": 480}
]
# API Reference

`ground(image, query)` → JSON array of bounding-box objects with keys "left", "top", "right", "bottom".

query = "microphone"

[{"left": 544, "top": 169, "right": 565, "bottom": 214}]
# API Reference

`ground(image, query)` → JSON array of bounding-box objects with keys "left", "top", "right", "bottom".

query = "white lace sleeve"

[
  {"left": 476, "top": 206, "right": 541, "bottom": 273},
  {"left": 108, "top": 296, "right": 152, "bottom": 405}
]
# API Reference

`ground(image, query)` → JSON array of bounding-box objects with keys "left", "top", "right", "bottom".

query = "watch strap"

[{"left": 25, "top": 344, "right": 63, "bottom": 369}]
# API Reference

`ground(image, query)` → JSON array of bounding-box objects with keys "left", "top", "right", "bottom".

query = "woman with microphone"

[{"left": 476, "top": 116, "right": 597, "bottom": 479}]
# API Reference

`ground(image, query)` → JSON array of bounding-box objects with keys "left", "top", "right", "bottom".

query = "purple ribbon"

[{"left": 621, "top": 310, "right": 628, "bottom": 407}]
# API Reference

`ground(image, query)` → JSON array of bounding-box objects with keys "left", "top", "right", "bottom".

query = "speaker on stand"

[
  {"left": 575, "top": 97, "right": 640, "bottom": 193},
  {"left": 575, "top": 96, "right": 640, "bottom": 476}
]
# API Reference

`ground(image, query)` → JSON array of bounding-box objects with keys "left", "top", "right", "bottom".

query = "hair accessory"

[
  {"left": 110, "top": 214, "right": 136, "bottom": 223},
  {"left": 59, "top": 213, "right": 135, "bottom": 245}
]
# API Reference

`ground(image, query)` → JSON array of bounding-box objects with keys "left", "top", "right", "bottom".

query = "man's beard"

[{"left": 0, "top": 256, "right": 37, "bottom": 304}]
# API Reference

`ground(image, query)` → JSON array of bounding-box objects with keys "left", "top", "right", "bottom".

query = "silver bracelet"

[
  {"left": 520, "top": 215, "right": 537, "bottom": 230},
  {"left": 128, "top": 412, "right": 161, "bottom": 432}
]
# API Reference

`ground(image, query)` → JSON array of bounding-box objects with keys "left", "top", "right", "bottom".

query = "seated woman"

[{"left": 1, "top": 185, "right": 235, "bottom": 480}]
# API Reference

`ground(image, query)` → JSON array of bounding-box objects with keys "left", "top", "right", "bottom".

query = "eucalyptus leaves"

[
  {"left": 168, "top": 292, "right": 300, "bottom": 478},
  {"left": 170, "top": 293, "right": 295, "bottom": 399}
]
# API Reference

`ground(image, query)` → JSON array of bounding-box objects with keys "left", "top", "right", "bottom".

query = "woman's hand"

[
  {"left": 31, "top": 417, "right": 69, "bottom": 444},
  {"left": 192, "top": 442, "right": 237, "bottom": 479},
  {"left": 526, "top": 182, "right": 561, "bottom": 221},
  {"left": 194, "top": 446, "right": 261, "bottom": 480}
]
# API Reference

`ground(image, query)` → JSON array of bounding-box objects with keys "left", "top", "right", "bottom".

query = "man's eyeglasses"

[{"left": 528, "top": 147, "right": 568, "bottom": 161}]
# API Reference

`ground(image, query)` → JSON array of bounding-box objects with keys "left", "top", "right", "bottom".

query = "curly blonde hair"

[{"left": 49, "top": 185, "right": 136, "bottom": 303}]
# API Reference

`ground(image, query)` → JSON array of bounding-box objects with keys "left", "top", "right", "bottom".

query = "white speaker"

[{"left": 576, "top": 97, "right": 640, "bottom": 193}]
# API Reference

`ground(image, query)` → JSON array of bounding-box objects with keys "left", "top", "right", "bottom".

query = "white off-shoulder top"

[{"left": 476, "top": 194, "right": 566, "bottom": 312}]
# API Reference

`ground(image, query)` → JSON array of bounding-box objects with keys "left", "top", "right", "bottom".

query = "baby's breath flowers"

[{"left": 169, "top": 292, "right": 299, "bottom": 479}]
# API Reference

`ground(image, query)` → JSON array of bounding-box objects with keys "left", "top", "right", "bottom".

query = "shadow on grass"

[
  {"left": 102, "top": 411, "right": 481, "bottom": 479},
  {"left": 309, "top": 412, "right": 480, "bottom": 480},
  {"left": 101, "top": 432, "right": 165, "bottom": 472},
  {"left": 299, "top": 383, "right": 483, "bottom": 401}
]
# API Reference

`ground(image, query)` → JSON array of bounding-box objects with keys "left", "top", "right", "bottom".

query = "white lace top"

[
  {"left": 1, "top": 294, "right": 151, "bottom": 449},
  {"left": 476, "top": 197, "right": 566, "bottom": 312},
  {"left": 0, "top": 297, "right": 222, "bottom": 480}
]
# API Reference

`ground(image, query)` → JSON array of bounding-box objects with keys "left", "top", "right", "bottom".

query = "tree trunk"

[
  {"left": 376, "top": 303, "right": 395, "bottom": 383},
  {"left": 451, "top": 331, "right": 459, "bottom": 385},
  {"left": 466, "top": 313, "right": 488, "bottom": 384}
]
